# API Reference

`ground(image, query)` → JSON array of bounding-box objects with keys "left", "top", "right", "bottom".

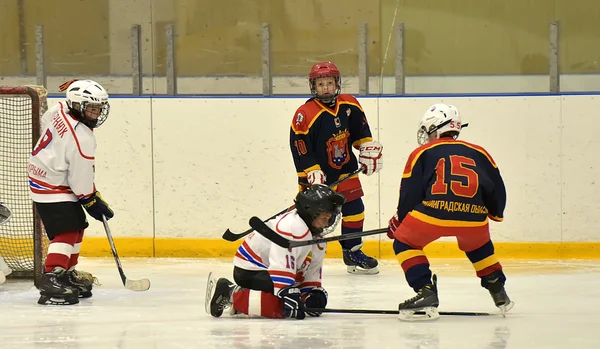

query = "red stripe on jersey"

[
  {"left": 241, "top": 241, "right": 264, "bottom": 264},
  {"left": 59, "top": 103, "right": 94, "bottom": 160},
  {"left": 269, "top": 270, "right": 296, "bottom": 278},
  {"left": 28, "top": 176, "right": 72, "bottom": 190},
  {"left": 275, "top": 212, "right": 309, "bottom": 239},
  {"left": 30, "top": 187, "right": 74, "bottom": 195}
]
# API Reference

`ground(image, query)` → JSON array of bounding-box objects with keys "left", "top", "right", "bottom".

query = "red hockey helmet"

[{"left": 308, "top": 61, "right": 342, "bottom": 104}]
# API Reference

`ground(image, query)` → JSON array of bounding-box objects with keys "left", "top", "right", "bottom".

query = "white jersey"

[
  {"left": 28, "top": 102, "right": 96, "bottom": 203},
  {"left": 234, "top": 211, "right": 326, "bottom": 294}
]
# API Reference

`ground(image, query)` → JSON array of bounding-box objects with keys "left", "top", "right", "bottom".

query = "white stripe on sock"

[
  {"left": 47, "top": 242, "right": 74, "bottom": 257},
  {"left": 247, "top": 290, "right": 263, "bottom": 317},
  {"left": 72, "top": 242, "right": 82, "bottom": 255}
]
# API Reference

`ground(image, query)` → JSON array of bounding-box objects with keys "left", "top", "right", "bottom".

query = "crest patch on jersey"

[
  {"left": 326, "top": 130, "right": 350, "bottom": 169},
  {"left": 346, "top": 108, "right": 351, "bottom": 116},
  {"left": 295, "top": 112, "right": 304, "bottom": 125}
]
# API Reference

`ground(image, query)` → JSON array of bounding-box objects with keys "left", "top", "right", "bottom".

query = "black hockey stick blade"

[
  {"left": 102, "top": 216, "right": 151, "bottom": 291},
  {"left": 307, "top": 308, "right": 491, "bottom": 316},
  {"left": 248, "top": 216, "right": 387, "bottom": 249},
  {"left": 222, "top": 166, "right": 365, "bottom": 242}
]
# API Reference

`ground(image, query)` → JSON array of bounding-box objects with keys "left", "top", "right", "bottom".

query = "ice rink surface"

[{"left": 1, "top": 257, "right": 599, "bottom": 349}]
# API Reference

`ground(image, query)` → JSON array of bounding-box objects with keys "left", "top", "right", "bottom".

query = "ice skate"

[
  {"left": 205, "top": 272, "right": 238, "bottom": 317},
  {"left": 482, "top": 271, "right": 514, "bottom": 317},
  {"left": 343, "top": 244, "right": 379, "bottom": 275},
  {"left": 67, "top": 268, "right": 99, "bottom": 298},
  {"left": 38, "top": 267, "right": 79, "bottom": 305},
  {"left": 398, "top": 274, "right": 440, "bottom": 321}
]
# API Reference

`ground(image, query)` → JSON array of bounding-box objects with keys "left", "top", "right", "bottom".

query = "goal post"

[{"left": 0, "top": 85, "right": 48, "bottom": 287}]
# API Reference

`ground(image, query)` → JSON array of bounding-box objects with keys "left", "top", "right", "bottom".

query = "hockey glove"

[
  {"left": 306, "top": 169, "right": 326, "bottom": 185},
  {"left": 387, "top": 212, "right": 401, "bottom": 240},
  {"left": 304, "top": 287, "right": 328, "bottom": 317},
  {"left": 359, "top": 141, "right": 383, "bottom": 176},
  {"left": 278, "top": 286, "right": 305, "bottom": 320},
  {"left": 80, "top": 191, "right": 114, "bottom": 222}
]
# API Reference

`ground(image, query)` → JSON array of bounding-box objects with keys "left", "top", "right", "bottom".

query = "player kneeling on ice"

[
  {"left": 388, "top": 103, "right": 514, "bottom": 321},
  {"left": 28, "top": 80, "right": 112, "bottom": 305},
  {"left": 206, "top": 184, "right": 345, "bottom": 319}
]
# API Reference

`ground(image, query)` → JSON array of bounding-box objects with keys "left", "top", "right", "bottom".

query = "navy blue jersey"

[
  {"left": 397, "top": 138, "right": 506, "bottom": 229},
  {"left": 290, "top": 94, "right": 372, "bottom": 193}
]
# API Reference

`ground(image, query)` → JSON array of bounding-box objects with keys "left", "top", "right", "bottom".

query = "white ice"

[{"left": 1, "top": 257, "right": 599, "bottom": 349}]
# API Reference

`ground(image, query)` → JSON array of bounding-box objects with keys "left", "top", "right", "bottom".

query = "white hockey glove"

[
  {"left": 278, "top": 286, "right": 306, "bottom": 320},
  {"left": 306, "top": 169, "right": 326, "bottom": 185},
  {"left": 359, "top": 141, "right": 383, "bottom": 176}
]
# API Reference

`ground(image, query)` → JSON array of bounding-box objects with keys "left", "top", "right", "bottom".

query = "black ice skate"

[
  {"left": 38, "top": 267, "right": 80, "bottom": 305},
  {"left": 67, "top": 268, "right": 99, "bottom": 298},
  {"left": 205, "top": 272, "right": 239, "bottom": 318},
  {"left": 482, "top": 271, "right": 514, "bottom": 316},
  {"left": 398, "top": 274, "right": 440, "bottom": 321},
  {"left": 342, "top": 245, "right": 379, "bottom": 275}
]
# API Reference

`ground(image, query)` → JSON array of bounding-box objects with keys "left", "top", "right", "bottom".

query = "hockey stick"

[
  {"left": 101, "top": 216, "right": 151, "bottom": 291},
  {"left": 249, "top": 216, "right": 387, "bottom": 249},
  {"left": 0, "top": 202, "right": 12, "bottom": 225},
  {"left": 306, "top": 308, "right": 491, "bottom": 316},
  {"left": 222, "top": 166, "right": 365, "bottom": 242}
]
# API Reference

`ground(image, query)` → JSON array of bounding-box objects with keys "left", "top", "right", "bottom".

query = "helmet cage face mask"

[
  {"left": 69, "top": 101, "right": 110, "bottom": 128},
  {"left": 308, "top": 62, "right": 342, "bottom": 104},
  {"left": 65, "top": 80, "right": 110, "bottom": 129},
  {"left": 295, "top": 184, "right": 345, "bottom": 236}
]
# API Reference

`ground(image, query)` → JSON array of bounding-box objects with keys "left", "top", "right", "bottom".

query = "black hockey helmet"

[{"left": 295, "top": 184, "right": 345, "bottom": 235}]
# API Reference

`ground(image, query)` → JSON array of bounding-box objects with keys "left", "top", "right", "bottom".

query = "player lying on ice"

[
  {"left": 206, "top": 184, "right": 345, "bottom": 319},
  {"left": 388, "top": 103, "right": 514, "bottom": 321}
]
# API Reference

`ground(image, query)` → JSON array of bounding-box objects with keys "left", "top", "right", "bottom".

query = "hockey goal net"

[{"left": 0, "top": 86, "right": 48, "bottom": 287}]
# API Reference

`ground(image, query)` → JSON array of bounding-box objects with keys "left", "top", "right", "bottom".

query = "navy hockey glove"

[
  {"left": 80, "top": 191, "right": 114, "bottom": 222},
  {"left": 278, "top": 286, "right": 305, "bottom": 320},
  {"left": 304, "top": 287, "right": 328, "bottom": 317}
]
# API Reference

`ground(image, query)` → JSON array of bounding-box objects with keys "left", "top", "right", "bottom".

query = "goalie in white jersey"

[
  {"left": 206, "top": 184, "right": 345, "bottom": 319},
  {"left": 28, "top": 79, "right": 114, "bottom": 305}
]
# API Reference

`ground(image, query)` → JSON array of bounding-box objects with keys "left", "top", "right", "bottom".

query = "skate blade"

[
  {"left": 38, "top": 295, "right": 79, "bottom": 306},
  {"left": 498, "top": 301, "right": 515, "bottom": 317},
  {"left": 346, "top": 266, "right": 380, "bottom": 275},
  {"left": 204, "top": 272, "right": 218, "bottom": 315},
  {"left": 398, "top": 307, "right": 440, "bottom": 322}
]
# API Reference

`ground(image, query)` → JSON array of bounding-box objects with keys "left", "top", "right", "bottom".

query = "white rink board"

[{"left": 41, "top": 95, "right": 600, "bottom": 242}]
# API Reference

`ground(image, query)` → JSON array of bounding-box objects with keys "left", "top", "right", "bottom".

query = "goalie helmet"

[
  {"left": 295, "top": 184, "right": 345, "bottom": 236},
  {"left": 63, "top": 79, "right": 110, "bottom": 129},
  {"left": 308, "top": 61, "right": 342, "bottom": 104},
  {"left": 417, "top": 103, "right": 462, "bottom": 145}
]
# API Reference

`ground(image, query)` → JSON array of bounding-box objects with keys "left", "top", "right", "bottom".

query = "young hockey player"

[
  {"left": 388, "top": 103, "right": 513, "bottom": 321},
  {"left": 28, "top": 79, "right": 113, "bottom": 305},
  {"left": 289, "top": 61, "right": 383, "bottom": 275},
  {"left": 206, "top": 184, "right": 345, "bottom": 320}
]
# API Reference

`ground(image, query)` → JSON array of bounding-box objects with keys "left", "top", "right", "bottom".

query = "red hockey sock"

[
  {"left": 67, "top": 230, "right": 84, "bottom": 269},
  {"left": 233, "top": 289, "right": 284, "bottom": 319},
  {"left": 44, "top": 231, "right": 79, "bottom": 273}
]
